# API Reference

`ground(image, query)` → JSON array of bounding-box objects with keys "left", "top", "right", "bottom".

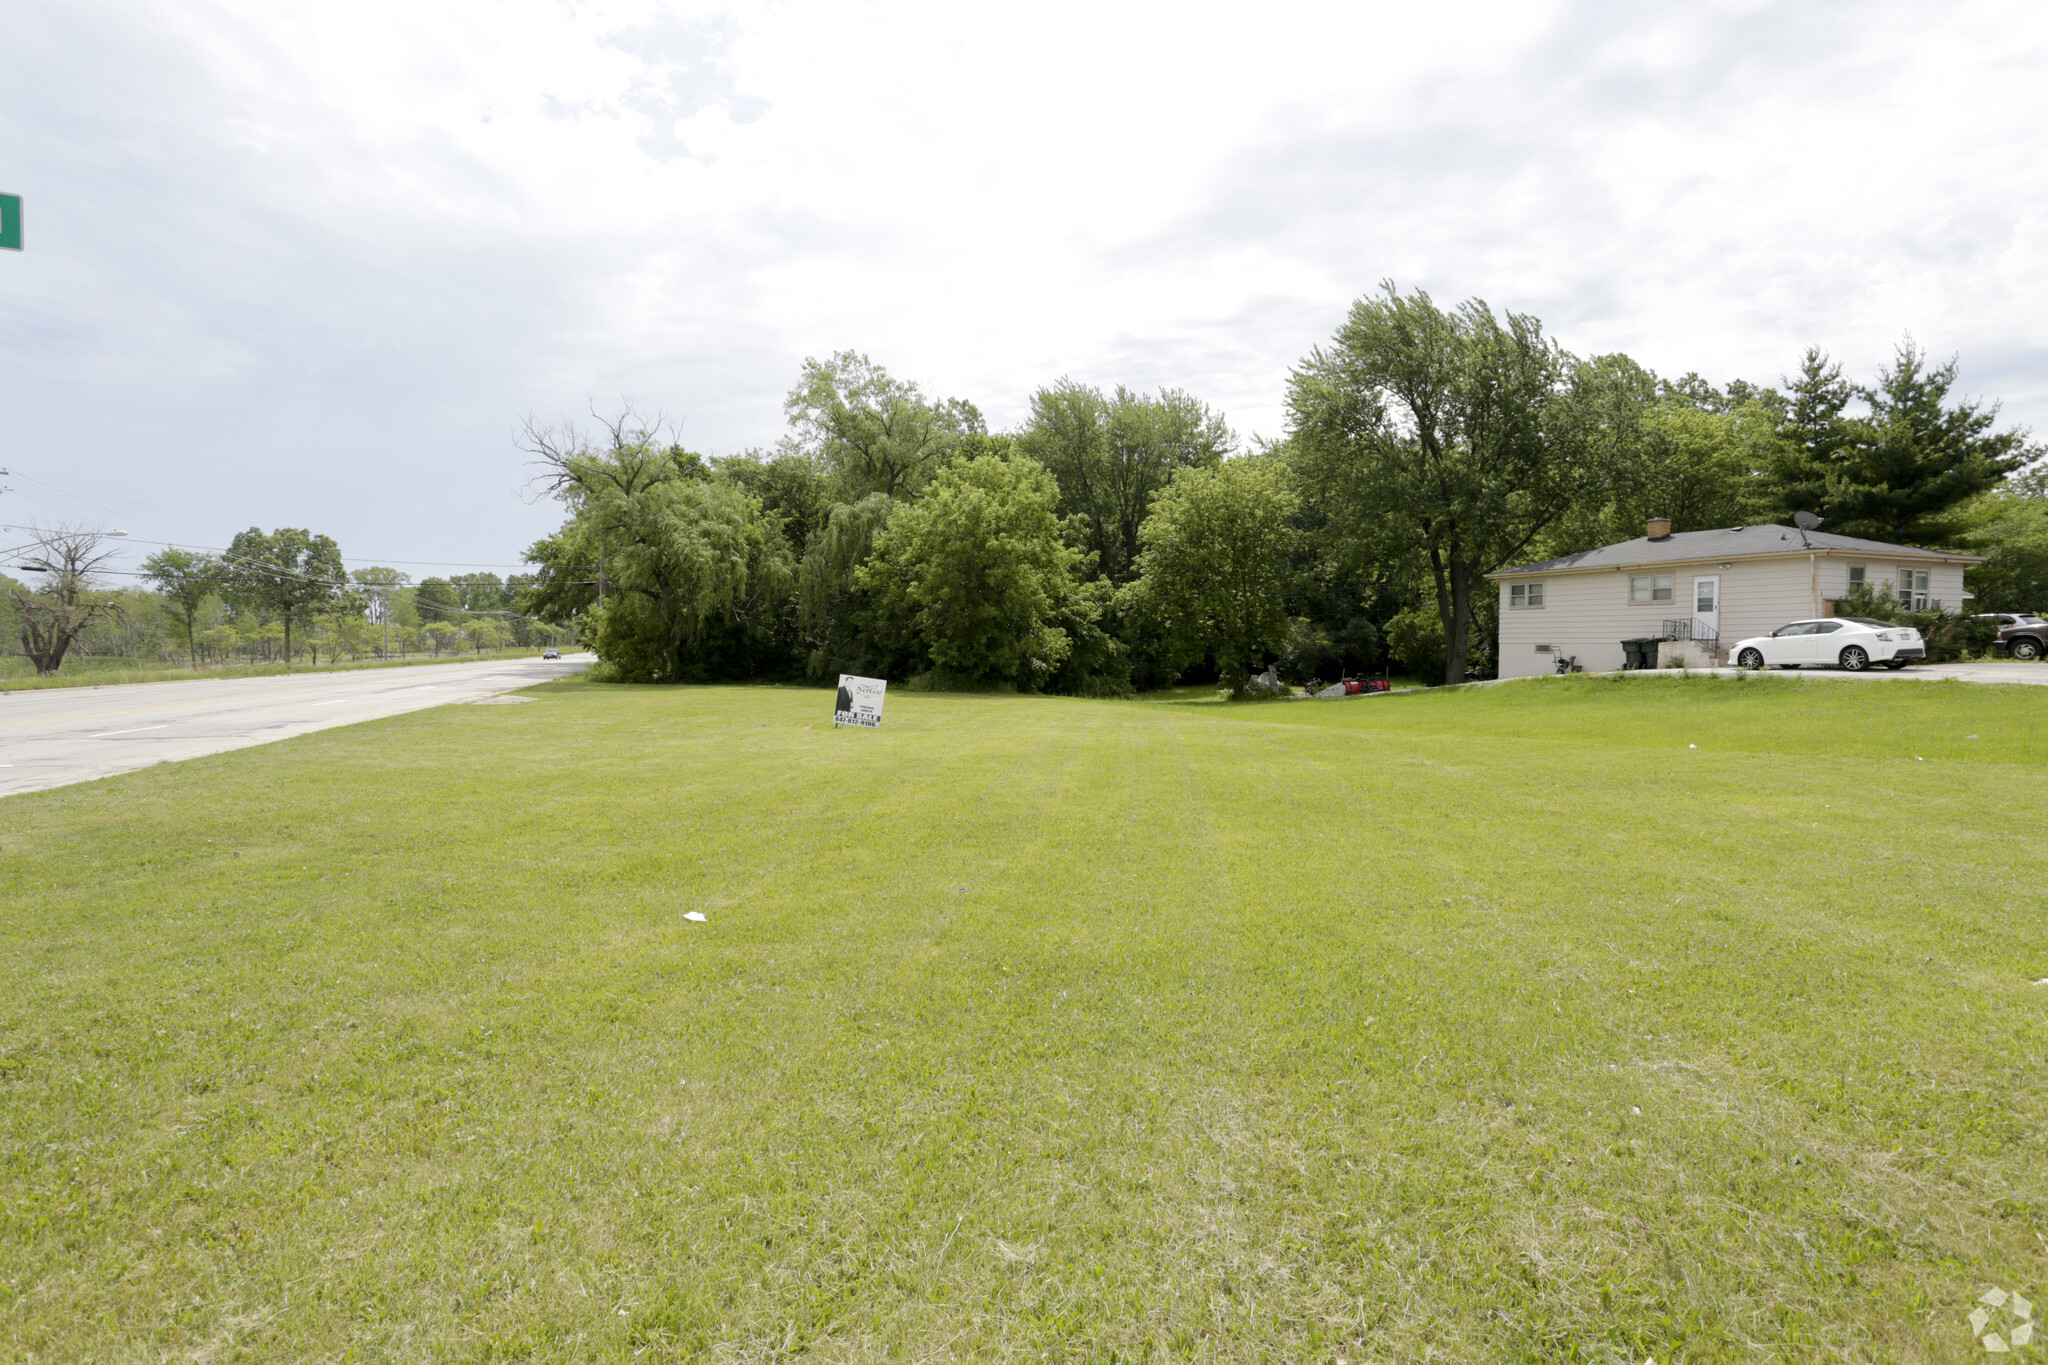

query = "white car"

[{"left": 1732, "top": 617, "right": 1924, "bottom": 672}]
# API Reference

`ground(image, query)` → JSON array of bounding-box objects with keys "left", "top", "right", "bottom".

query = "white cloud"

[{"left": 1, "top": 0, "right": 2043, "bottom": 572}]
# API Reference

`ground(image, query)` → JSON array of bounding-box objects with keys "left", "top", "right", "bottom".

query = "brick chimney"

[{"left": 1646, "top": 516, "right": 1672, "bottom": 540}]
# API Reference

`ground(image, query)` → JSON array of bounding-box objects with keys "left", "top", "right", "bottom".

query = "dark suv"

[{"left": 1974, "top": 613, "right": 2047, "bottom": 660}]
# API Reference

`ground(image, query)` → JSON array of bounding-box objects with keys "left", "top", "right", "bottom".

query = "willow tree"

[
  {"left": 523, "top": 408, "right": 794, "bottom": 682},
  {"left": 1287, "top": 283, "right": 1619, "bottom": 685}
]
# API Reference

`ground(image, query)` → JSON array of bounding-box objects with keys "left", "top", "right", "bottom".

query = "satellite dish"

[{"left": 1793, "top": 511, "right": 1823, "bottom": 531}]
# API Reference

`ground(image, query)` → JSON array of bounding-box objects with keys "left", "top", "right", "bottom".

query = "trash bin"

[{"left": 1620, "top": 637, "right": 1660, "bottom": 670}]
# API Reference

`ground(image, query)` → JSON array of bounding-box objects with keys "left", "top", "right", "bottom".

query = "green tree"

[
  {"left": 1123, "top": 458, "right": 1300, "bottom": 695},
  {"left": 140, "top": 546, "right": 223, "bottom": 668},
  {"left": 797, "top": 493, "right": 902, "bottom": 680},
  {"left": 1017, "top": 380, "right": 1233, "bottom": 584},
  {"left": 1286, "top": 284, "right": 1615, "bottom": 685},
  {"left": 858, "top": 445, "right": 1079, "bottom": 686},
  {"left": 413, "top": 577, "right": 460, "bottom": 623},
  {"left": 352, "top": 567, "right": 411, "bottom": 655},
  {"left": 449, "top": 572, "right": 510, "bottom": 614},
  {"left": 784, "top": 351, "right": 984, "bottom": 500},
  {"left": 1964, "top": 481, "right": 2048, "bottom": 613},
  {"left": 222, "top": 527, "right": 346, "bottom": 666},
  {"left": 1544, "top": 361, "right": 1780, "bottom": 553},
  {"left": 525, "top": 410, "right": 795, "bottom": 682},
  {"left": 1770, "top": 340, "right": 2036, "bottom": 545},
  {"left": 715, "top": 449, "right": 834, "bottom": 547}
]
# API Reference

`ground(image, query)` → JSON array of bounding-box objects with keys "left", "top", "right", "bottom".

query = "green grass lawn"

[{"left": 2, "top": 675, "right": 2044, "bottom": 1362}]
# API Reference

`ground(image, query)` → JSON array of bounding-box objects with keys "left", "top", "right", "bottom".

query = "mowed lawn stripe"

[{"left": 1, "top": 677, "right": 2043, "bottom": 1362}]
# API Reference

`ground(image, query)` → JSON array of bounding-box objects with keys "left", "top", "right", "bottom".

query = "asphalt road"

[{"left": 0, "top": 654, "right": 591, "bottom": 799}]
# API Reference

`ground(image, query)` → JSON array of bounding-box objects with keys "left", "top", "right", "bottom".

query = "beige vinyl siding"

[
  {"left": 1497, "top": 572, "right": 1655, "bottom": 676},
  {"left": 1716, "top": 559, "right": 1827, "bottom": 648},
  {"left": 1822, "top": 559, "right": 1968, "bottom": 611}
]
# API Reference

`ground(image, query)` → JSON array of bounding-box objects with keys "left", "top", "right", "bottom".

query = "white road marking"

[{"left": 90, "top": 725, "right": 170, "bottom": 737}]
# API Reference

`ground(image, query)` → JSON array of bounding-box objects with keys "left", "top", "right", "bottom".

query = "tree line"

[
  {"left": 15, "top": 283, "right": 2037, "bottom": 687},
  {"left": 2, "top": 525, "right": 573, "bottom": 676},
  {"left": 523, "top": 284, "right": 2046, "bottom": 692}
]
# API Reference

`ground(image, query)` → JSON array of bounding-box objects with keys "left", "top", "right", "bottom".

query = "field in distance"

[{"left": 2, "top": 676, "right": 2044, "bottom": 1361}]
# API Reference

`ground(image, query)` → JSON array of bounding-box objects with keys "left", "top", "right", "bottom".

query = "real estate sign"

[
  {"left": 833, "top": 674, "right": 886, "bottom": 729},
  {"left": 0, "top": 195, "right": 21, "bottom": 252}
]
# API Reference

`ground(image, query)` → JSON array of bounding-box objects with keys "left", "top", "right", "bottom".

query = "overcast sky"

[{"left": 4, "top": 0, "right": 2045, "bottom": 577}]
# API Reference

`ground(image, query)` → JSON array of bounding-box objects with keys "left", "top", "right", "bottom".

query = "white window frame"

[
  {"left": 1898, "top": 566, "right": 1929, "bottom": 610},
  {"left": 1509, "top": 582, "right": 1545, "bottom": 609},
  {"left": 1847, "top": 565, "right": 1865, "bottom": 590},
  {"left": 1629, "top": 573, "right": 1675, "bottom": 605}
]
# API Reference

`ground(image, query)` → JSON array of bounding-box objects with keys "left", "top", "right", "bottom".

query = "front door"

[{"left": 1692, "top": 575, "right": 1720, "bottom": 644}]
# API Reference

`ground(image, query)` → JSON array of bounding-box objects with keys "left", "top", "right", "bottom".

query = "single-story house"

[{"left": 1486, "top": 518, "right": 1983, "bottom": 678}]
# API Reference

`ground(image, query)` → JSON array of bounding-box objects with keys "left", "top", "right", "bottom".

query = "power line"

[{"left": 0, "top": 470, "right": 548, "bottom": 574}]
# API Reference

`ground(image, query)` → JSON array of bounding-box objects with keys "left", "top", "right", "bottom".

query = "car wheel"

[
  {"left": 1839, "top": 645, "right": 1869, "bottom": 671},
  {"left": 2013, "top": 637, "right": 2044, "bottom": 661},
  {"left": 1738, "top": 647, "right": 1764, "bottom": 669}
]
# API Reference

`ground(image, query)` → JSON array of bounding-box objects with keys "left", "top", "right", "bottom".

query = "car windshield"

[
  {"left": 2019, "top": 615, "right": 2046, "bottom": 625},
  {"left": 1839, "top": 617, "right": 1893, "bottom": 628}
]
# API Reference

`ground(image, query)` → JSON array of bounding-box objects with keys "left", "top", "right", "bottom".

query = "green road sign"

[{"left": 0, "top": 194, "right": 19, "bottom": 251}]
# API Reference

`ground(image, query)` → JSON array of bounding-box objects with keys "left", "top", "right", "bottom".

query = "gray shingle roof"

[{"left": 1490, "top": 525, "right": 1980, "bottom": 578}]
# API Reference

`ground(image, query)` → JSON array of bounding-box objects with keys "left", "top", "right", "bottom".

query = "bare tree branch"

[{"left": 8, "top": 524, "right": 129, "bottom": 674}]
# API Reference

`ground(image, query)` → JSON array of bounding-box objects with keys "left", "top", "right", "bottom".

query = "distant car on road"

[
  {"left": 1732, "top": 617, "right": 1923, "bottom": 672},
  {"left": 1972, "top": 613, "right": 2046, "bottom": 660},
  {"left": 541, "top": 648, "right": 561, "bottom": 660}
]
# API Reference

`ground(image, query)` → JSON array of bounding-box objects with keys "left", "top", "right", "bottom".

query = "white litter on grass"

[
  {"left": 1916, "top": 756, "right": 1924, "bottom": 761},
  {"left": 2034, "top": 978, "right": 2048, "bottom": 987},
  {"left": 683, "top": 911, "right": 707, "bottom": 923},
  {"left": 1970, "top": 1287, "right": 2036, "bottom": 1352},
  {"left": 1688, "top": 743, "right": 1697, "bottom": 749}
]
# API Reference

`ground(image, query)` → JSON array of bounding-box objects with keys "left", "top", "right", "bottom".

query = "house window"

[
  {"left": 1629, "top": 573, "right": 1674, "bottom": 605},
  {"left": 1509, "top": 582, "right": 1544, "bottom": 609},
  {"left": 1898, "top": 567, "right": 1929, "bottom": 609},
  {"left": 1848, "top": 565, "right": 1865, "bottom": 590}
]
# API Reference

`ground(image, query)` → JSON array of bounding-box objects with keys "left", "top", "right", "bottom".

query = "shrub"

[
  {"left": 1385, "top": 607, "right": 1447, "bottom": 681},
  {"left": 1834, "top": 583, "right": 1997, "bottom": 662}
]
